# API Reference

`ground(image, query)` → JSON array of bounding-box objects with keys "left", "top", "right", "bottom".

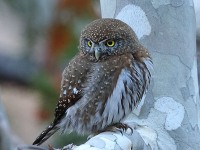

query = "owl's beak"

[{"left": 94, "top": 48, "right": 100, "bottom": 60}]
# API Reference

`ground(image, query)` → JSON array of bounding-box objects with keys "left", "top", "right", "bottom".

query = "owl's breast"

[{"left": 60, "top": 53, "right": 152, "bottom": 134}]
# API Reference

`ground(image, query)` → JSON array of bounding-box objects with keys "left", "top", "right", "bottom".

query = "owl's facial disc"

[
  {"left": 92, "top": 39, "right": 113, "bottom": 60},
  {"left": 81, "top": 37, "right": 120, "bottom": 61},
  {"left": 89, "top": 44, "right": 101, "bottom": 60},
  {"left": 85, "top": 39, "right": 105, "bottom": 60}
]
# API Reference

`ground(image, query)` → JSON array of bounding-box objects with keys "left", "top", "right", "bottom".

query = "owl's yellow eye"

[
  {"left": 87, "top": 40, "right": 92, "bottom": 47},
  {"left": 106, "top": 40, "right": 115, "bottom": 47}
]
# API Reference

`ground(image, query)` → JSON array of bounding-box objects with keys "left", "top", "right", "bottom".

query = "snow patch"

[{"left": 154, "top": 97, "right": 184, "bottom": 130}]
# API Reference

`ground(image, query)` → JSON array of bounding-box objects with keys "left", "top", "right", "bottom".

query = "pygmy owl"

[{"left": 33, "top": 18, "right": 152, "bottom": 145}]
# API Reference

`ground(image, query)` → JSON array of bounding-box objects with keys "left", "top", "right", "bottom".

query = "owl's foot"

[
  {"left": 104, "top": 122, "right": 133, "bottom": 135},
  {"left": 87, "top": 123, "right": 133, "bottom": 139}
]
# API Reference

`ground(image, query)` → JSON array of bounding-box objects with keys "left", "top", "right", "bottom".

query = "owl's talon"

[{"left": 103, "top": 123, "right": 133, "bottom": 135}]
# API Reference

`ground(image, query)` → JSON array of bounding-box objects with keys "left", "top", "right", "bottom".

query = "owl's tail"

[{"left": 33, "top": 123, "right": 59, "bottom": 145}]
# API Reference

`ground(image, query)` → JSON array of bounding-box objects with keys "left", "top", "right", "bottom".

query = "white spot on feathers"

[
  {"left": 73, "top": 88, "right": 79, "bottom": 94},
  {"left": 63, "top": 90, "right": 67, "bottom": 95}
]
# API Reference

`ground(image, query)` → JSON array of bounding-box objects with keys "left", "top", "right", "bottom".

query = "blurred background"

[
  {"left": 0, "top": 0, "right": 200, "bottom": 149},
  {"left": 0, "top": 0, "right": 100, "bottom": 148}
]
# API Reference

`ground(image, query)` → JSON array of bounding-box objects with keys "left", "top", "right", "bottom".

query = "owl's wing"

[
  {"left": 33, "top": 54, "right": 89, "bottom": 145},
  {"left": 54, "top": 54, "right": 90, "bottom": 124}
]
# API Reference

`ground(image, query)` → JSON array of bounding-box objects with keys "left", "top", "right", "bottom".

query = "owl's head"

[{"left": 80, "top": 18, "right": 139, "bottom": 62}]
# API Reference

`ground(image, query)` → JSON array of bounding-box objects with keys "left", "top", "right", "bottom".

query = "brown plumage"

[{"left": 33, "top": 18, "right": 153, "bottom": 145}]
